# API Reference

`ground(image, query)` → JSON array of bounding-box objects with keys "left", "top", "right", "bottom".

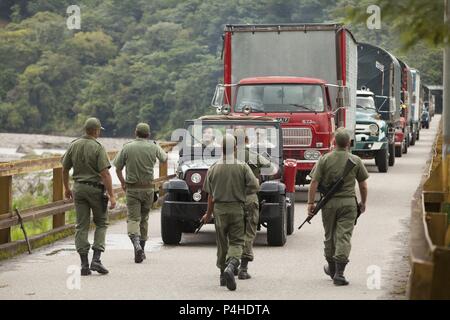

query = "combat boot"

[
  {"left": 238, "top": 258, "right": 251, "bottom": 280},
  {"left": 130, "top": 235, "right": 144, "bottom": 263},
  {"left": 79, "top": 253, "right": 91, "bottom": 276},
  {"left": 223, "top": 258, "right": 240, "bottom": 291},
  {"left": 323, "top": 258, "right": 335, "bottom": 279},
  {"left": 140, "top": 240, "right": 146, "bottom": 260},
  {"left": 220, "top": 269, "right": 226, "bottom": 287},
  {"left": 333, "top": 262, "right": 349, "bottom": 286},
  {"left": 90, "top": 249, "right": 109, "bottom": 274}
]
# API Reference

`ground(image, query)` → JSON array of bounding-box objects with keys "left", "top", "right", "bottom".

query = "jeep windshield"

[
  {"left": 234, "top": 84, "right": 325, "bottom": 113},
  {"left": 177, "top": 120, "right": 281, "bottom": 174}
]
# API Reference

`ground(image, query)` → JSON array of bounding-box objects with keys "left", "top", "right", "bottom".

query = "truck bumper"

[
  {"left": 352, "top": 141, "right": 387, "bottom": 158},
  {"left": 163, "top": 201, "right": 207, "bottom": 221}
]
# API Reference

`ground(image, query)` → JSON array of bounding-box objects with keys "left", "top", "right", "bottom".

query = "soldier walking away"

[
  {"left": 62, "top": 117, "right": 116, "bottom": 276},
  {"left": 234, "top": 129, "right": 271, "bottom": 280},
  {"left": 114, "top": 123, "right": 168, "bottom": 263},
  {"left": 308, "top": 128, "right": 369, "bottom": 286},
  {"left": 201, "top": 134, "right": 259, "bottom": 291}
]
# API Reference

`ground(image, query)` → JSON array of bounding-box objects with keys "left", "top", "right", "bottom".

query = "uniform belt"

[
  {"left": 126, "top": 182, "right": 154, "bottom": 189},
  {"left": 76, "top": 181, "right": 105, "bottom": 190}
]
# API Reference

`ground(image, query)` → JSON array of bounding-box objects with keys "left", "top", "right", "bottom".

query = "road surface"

[{"left": 0, "top": 116, "right": 439, "bottom": 300}]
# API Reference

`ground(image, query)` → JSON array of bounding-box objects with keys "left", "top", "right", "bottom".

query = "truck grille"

[
  {"left": 282, "top": 128, "right": 312, "bottom": 147},
  {"left": 355, "top": 124, "right": 371, "bottom": 135}
]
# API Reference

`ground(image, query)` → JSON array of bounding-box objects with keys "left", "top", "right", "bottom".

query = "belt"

[
  {"left": 126, "top": 182, "right": 155, "bottom": 189},
  {"left": 76, "top": 181, "right": 105, "bottom": 190}
]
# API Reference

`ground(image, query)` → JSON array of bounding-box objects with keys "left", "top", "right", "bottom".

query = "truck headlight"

[
  {"left": 304, "top": 150, "right": 321, "bottom": 160},
  {"left": 193, "top": 191, "right": 202, "bottom": 202},
  {"left": 190, "top": 173, "right": 202, "bottom": 184},
  {"left": 369, "top": 124, "right": 379, "bottom": 135}
]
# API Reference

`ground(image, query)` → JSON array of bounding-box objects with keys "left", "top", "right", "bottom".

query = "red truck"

[{"left": 212, "top": 24, "right": 357, "bottom": 185}]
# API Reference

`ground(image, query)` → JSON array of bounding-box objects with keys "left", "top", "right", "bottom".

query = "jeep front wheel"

[
  {"left": 161, "top": 196, "right": 182, "bottom": 245},
  {"left": 375, "top": 147, "right": 388, "bottom": 173},
  {"left": 267, "top": 195, "right": 287, "bottom": 246}
]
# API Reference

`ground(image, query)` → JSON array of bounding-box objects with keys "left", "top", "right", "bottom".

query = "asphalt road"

[{"left": 0, "top": 116, "right": 439, "bottom": 300}]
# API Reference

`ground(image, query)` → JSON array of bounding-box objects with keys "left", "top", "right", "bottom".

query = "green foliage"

[{"left": 0, "top": 0, "right": 445, "bottom": 138}]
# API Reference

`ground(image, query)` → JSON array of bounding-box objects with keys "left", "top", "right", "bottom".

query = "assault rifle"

[{"left": 298, "top": 158, "right": 356, "bottom": 230}]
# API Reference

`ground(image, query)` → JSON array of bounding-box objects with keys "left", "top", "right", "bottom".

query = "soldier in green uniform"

[
  {"left": 308, "top": 127, "right": 369, "bottom": 286},
  {"left": 114, "top": 123, "right": 168, "bottom": 263},
  {"left": 201, "top": 134, "right": 259, "bottom": 291},
  {"left": 62, "top": 117, "right": 116, "bottom": 276},
  {"left": 234, "top": 129, "right": 272, "bottom": 280}
]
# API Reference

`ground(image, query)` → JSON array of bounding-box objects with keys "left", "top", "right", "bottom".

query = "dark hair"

[{"left": 136, "top": 131, "right": 150, "bottom": 138}]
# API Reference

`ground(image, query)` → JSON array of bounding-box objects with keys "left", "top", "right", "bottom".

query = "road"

[{"left": 0, "top": 116, "right": 439, "bottom": 300}]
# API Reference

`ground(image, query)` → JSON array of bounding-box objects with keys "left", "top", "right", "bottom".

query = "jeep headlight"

[
  {"left": 304, "top": 150, "right": 321, "bottom": 161},
  {"left": 369, "top": 124, "right": 379, "bottom": 135},
  {"left": 190, "top": 173, "right": 202, "bottom": 184}
]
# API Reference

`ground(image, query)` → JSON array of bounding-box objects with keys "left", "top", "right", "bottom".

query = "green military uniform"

[
  {"left": 242, "top": 148, "right": 271, "bottom": 262},
  {"left": 61, "top": 135, "right": 111, "bottom": 255},
  {"left": 113, "top": 136, "right": 167, "bottom": 242},
  {"left": 310, "top": 143, "right": 369, "bottom": 265},
  {"left": 203, "top": 160, "right": 259, "bottom": 271}
]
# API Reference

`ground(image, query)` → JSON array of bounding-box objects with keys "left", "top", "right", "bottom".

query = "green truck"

[{"left": 352, "top": 89, "right": 390, "bottom": 172}]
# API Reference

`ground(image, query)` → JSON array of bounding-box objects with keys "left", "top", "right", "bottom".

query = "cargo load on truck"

[{"left": 212, "top": 23, "right": 358, "bottom": 185}]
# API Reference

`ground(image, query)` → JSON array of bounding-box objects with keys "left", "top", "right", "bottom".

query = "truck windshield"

[
  {"left": 357, "top": 96, "right": 376, "bottom": 110},
  {"left": 234, "top": 84, "right": 325, "bottom": 113}
]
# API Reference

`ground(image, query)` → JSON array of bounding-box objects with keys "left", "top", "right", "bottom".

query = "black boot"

[
  {"left": 130, "top": 235, "right": 144, "bottom": 263},
  {"left": 140, "top": 240, "right": 146, "bottom": 260},
  {"left": 238, "top": 258, "right": 251, "bottom": 280},
  {"left": 220, "top": 269, "right": 226, "bottom": 287},
  {"left": 223, "top": 258, "right": 240, "bottom": 291},
  {"left": 90, "top": 249, "right": 109, "bottom": 274},
  {"left": 333, "top": 262, "right": 349, "bottom": 286},
  {"left": 323, "top": 258, "right": 335, "bottom": 280},
  {"left": 80, "top": 253, "right": 91, "bottom": 276}
]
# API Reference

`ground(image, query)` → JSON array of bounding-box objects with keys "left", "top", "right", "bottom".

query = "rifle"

[
  {"left": 195, "top": 221, "right": 205, "bottom": 234},
  {"left": 15, "top": 208, "right": 32, "bottom": 254},
  {"left": 298, "top": 158, "right": 356, "bottom": 230}
]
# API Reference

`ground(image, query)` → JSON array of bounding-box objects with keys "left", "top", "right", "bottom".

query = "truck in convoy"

[
  {"left": 356, "top": 43, "right": 401, "bottom": 167},
  {"left": 409, "top": 68, "right": 422, "bottom": 144},
  {"left": 353, "top": 89, "right": 390, "bottom": 172},
  {"left": 396, "top": 58, "right": 412, "bottom": 157},
  {"left": 212, "top": 23, "right": 357, "bottom": 186}
]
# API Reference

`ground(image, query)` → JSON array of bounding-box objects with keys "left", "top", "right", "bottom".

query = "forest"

[{"left": 0, "top": 0, "right": 444, "bottom": 138}]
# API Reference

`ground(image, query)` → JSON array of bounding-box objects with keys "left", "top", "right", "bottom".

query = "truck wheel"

[
  {"left": 395, "top": 144, "right": 402, "bottom": 157},
  {"left": 410, "top": 131, "right": 416, "bottom": 146},
  {"left": 267, "top": 195, "right": 287, "bottom": 246},
  {"left": 375, "top": 148, "right": 388, "bottom": 173},
  {"left": 161, "top": 197, "right": 182, "bottom": 245},
  {"left": 416, "top": 130, "right": 420, "bottom": 141},
  {"left": 286, "top": 193, "right": 295, "bottom": 236},
  {"left": 388, "top": 143, "right": 395, "bottom": 166},
  {"left": 403, "top": 138, "right": 408, "bottom": 154}
]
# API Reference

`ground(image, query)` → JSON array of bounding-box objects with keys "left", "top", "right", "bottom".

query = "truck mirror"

[{"left": 211, "top": 85, "right": 225, "bottom": 108}]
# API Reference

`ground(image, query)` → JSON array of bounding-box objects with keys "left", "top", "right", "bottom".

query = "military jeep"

[{"left": 160, "top": 115, "right": 296, "bottom": 246}]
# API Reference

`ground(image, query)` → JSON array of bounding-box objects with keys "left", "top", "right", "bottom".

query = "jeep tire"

[
  {"left": 267, "top": 195, "right": 287, "bottom": 246},
  {"left": 375, "top": 147, "right": 389, "bottom": 173},
  {"left": 161, "top": 194, "right": 182, "bottom": 245}
]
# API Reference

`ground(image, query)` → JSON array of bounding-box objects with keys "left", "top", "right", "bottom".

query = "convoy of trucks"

[{"left": 161, "top": 22, "right": 430, "bottom": 246}]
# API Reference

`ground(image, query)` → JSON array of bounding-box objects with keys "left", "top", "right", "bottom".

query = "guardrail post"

[
  {"left": 0, "top": 176, "right": 12, "bottom": 244},
  {"left": 159, "top": 160, "right": 168, "bottom": 196},
  {"left": 52, "top": 168, "right": 65, "bottom": 228}
]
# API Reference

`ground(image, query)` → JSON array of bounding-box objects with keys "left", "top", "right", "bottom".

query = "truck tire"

[
  {"left": 161, "top": 196, "right": 182, "bottom": 245},
  {"left": 410, "top": 131, "right": 416, "bottom": 146},
  {"left": 395, "top": 144, "right": 402, "bottom": 157},
  {"left": 286, "top": 192, "right": 295, "bottom": 236},
  {"left": 375, "top": 148, "right": 388, "bottom": 173},
  {"left": 388, "top": 143, "right": 395, "bottom": 166},
  {"left": 403, "top": 137, "right": 408, "bottom": 154},
  {"left": 267, "top": 195, "right": 287, "bottom": 246},
  {"left": 417, "top": 130, "right": 420, "bottom": 141}
]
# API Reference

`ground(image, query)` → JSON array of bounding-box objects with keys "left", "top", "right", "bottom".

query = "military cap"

[
  {"left": 84, "top": 117, "right": 104, "bottom": 131},
  {"left": 334, "top": 127, "right": 351, "bottom": 147},
  {"left": 136, "top": 123, "right": 150, "bottom": 136}
]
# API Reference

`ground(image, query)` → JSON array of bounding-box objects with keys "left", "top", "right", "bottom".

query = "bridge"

[{"left": 0, "top": 117, "right": 448, "bottom": 299}]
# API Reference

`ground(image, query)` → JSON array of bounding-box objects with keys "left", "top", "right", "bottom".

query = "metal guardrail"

[
  {"left": 408, "top": 120, "right": 450, "bottom": 299},
  {"left": 0, "top": 141, "right": 177, "bottom": 259}
]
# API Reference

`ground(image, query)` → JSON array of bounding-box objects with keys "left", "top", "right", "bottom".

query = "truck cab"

[
  {"left": 229, "top": 77, "right": 335, "bottom": 185},
  {"left": 352, "top": 89, "right": 389, "bottom": 172}
]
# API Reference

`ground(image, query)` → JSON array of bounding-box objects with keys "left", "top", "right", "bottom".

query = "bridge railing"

[
  {"left": 408, "top": 119, "right": 450, "bottom": 299},
  {"left": 0, "top": 141, "right": 177, "bottom": 259}
]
